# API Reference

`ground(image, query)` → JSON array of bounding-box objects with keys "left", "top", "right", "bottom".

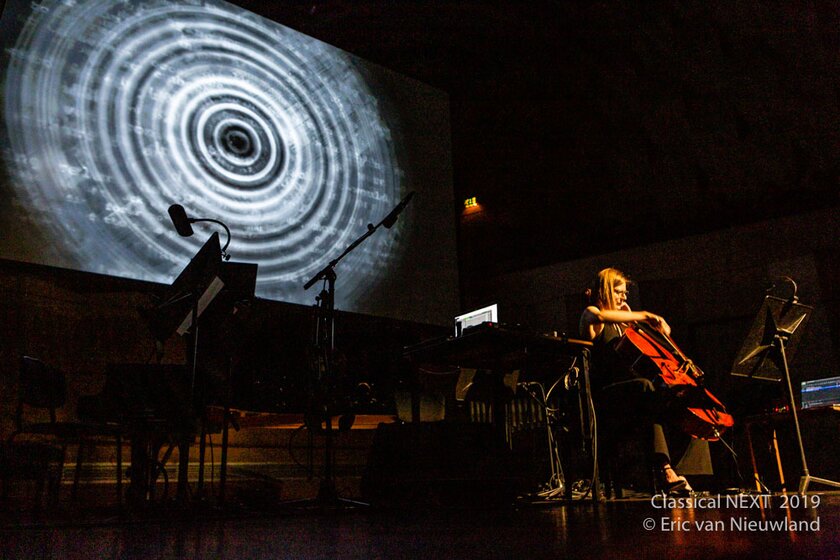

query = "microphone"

[
  {"left": 168, "top": 204, "right": 194, "bottom": 237},
  {"left": 781, "top": 276, "right": 799, "bottom": 303},
  {"left": 381, "top": 191, "right": 415, "bottom": 229}
]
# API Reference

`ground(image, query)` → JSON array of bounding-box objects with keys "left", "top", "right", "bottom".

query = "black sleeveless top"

[{"left": 590, "top": 321, "right": 634, "bottom": 390}]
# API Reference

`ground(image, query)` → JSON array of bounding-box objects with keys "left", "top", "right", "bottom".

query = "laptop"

[
  {"left": 454, "top": 303, "right": 498, "bottom": 337},
  {"left": 800, "top": 376, "right": 840, "bottom": 409}
]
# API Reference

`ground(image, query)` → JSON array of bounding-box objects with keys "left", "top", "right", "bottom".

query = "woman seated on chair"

[{"left": 580, "top": 267, "right": 710, "bottom": 494}]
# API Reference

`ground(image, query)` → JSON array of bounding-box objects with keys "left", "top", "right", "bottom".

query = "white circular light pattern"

[{"left": 2, "top": 0, "right": 403, "bottom": 307}]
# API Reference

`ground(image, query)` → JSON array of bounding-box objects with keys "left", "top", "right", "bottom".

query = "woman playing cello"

[{"left": 580, "top": 267, "right": 711, "bottom": 495}]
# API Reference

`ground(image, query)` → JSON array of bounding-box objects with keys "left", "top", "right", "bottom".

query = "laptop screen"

[
  {"left": 801, "top": 376, "right": 840, "bottom": 409},
  {"left": 454, "top": 304, "right": 498, "bottom": 336}
]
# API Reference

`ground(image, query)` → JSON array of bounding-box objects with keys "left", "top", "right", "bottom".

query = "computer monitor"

[
  {"left": 800, "top": 376, "right": 840, "bottom": 409},
  {"left": 454, "top": 304, "right": 498, "bottom": 337}
]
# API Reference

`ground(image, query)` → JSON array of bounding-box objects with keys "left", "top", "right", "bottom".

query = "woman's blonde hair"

[{"left": 586, "top": 267, "right": 630, "bottom": 311}]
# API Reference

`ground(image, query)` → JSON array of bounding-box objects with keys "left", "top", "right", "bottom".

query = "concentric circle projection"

[{"left": 2, "top": 0, "right": 405, "bottom": 308}]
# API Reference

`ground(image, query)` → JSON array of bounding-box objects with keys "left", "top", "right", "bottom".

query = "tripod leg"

[
  {"left": 771, "top": 429, "right": 786, "bottom": 492},
  {"left": 778, "top": 338, "right": 811, "bottom": 481},
  {"left": 197, "top": 420, "right": 207, "bottom": 497},
  {"left": 745, "top": 424, "right": 761, "bottom": 492},
  {"left": 219, "top": 409, "right": 230, "bottom": 505},
  {"left": 800, "top": 475, "right": 840, "bottom": 493},
  {"left": 176, "top": 439, "right": 190, "bottom": 503}
]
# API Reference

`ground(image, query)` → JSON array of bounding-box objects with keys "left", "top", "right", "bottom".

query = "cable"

[
  {"left": 518, "top": 360, "right": 590, "bottom": 501},
  {"left": 287, "top": 423, "right": 312, "bottom": 474},
  {"left": 713, "top": 428, "right": 770, "bottom": 494}
]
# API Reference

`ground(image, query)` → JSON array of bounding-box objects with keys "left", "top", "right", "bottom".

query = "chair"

[
  {"left": 596, "top": 378, "right": 659, "bottom": 498},
  {"left": 8, "top": 356, "right": 124, "bottom": 506},
  {"left": 0, "top": 441, "right": 64, "bottom": 511}
]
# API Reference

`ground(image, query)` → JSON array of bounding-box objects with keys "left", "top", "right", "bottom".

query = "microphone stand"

[
  {"left": 295, "top": 198, "right": 411, "bottom": 509},
  {"left": 302, "top": 191, "right": 413, "bottom": 292}
]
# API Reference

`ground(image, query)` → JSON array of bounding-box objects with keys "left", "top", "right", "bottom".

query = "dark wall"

[
  {"left": 454, "top": 2, "right": 840, "bottom": 287},
  {"left": 231, "top": 2, "right": 839, "bottom": 292}
]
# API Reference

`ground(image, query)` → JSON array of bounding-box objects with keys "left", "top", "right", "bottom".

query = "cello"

[{"left": 614, "top": 322, "right": 734, "bottom": 440}]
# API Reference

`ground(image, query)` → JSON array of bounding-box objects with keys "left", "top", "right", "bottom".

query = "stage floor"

[{"left": 2, "top": 491, "right": 838, "bottom": 559}]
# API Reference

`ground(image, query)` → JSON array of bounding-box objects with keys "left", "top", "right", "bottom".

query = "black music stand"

[
  {"left": 211, "top": 261, "right": 258, "bottom": 505},
  {"left": 732, "top": 294, "right": 840, "bottom": 493},
  {"left": 158, "top": 233, "right": 224, "bottom": 343},
  {"left": 159, "top": 232, "right": 223, "bottom": 502}
]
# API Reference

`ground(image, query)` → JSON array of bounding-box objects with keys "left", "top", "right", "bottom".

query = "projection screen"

[{"left": 0, "top": 0, "right": 457, "bottom": 325}]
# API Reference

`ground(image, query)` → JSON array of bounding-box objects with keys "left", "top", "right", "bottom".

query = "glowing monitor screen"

[
  {"left": 801, "top": 376, "right": 840, "bottom": 410},
  {"left": 454, "top": 304, "right": 498, "bottom": 337},
  {"left": 0, "top": 0, "right": 457, "bottom": 325}
]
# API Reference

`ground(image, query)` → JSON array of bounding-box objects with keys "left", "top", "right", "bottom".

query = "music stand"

[
  {"left": 158, "top": 232, "right": 223, "bottom": 501},
  {"left": 210, "top": 261, "right": 258, "bottom": 504},
  {"left": 731, "top": 295, "right": 840, "bottom": 493}
]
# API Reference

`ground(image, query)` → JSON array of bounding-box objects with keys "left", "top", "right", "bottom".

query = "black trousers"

[{"left": 598, "top": 377, "right": 712, "bottom": 486}]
